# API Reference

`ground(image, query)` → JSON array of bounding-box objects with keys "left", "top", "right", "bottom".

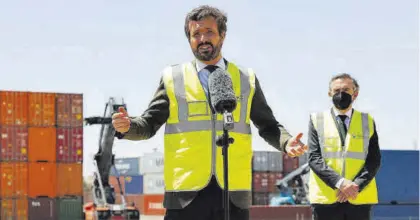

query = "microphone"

[{"left": 208, "top": 67, "right": 237, "bottom": 114}]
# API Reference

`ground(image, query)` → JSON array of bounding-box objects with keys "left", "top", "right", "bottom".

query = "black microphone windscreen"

[{"left": 208, "top": 67, "right": 237, "bottom": 113}]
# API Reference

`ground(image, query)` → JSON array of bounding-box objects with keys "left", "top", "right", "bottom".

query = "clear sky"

[{"left": 0, "top": 0, "right": 418, "bottom": 176}]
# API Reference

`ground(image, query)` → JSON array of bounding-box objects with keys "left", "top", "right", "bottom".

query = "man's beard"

[{"left": 192, "top": 41, "right": 222, "bottom": 61}]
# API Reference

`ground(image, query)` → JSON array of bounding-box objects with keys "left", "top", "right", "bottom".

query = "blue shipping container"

[
  {"left": 373, "top": 205, "right": 419, "bottom": 219},
  {"left": 110, "top": 157, "right": 141, "bottom": 176},
  {"left": 124, "top": 175, "right": 144, "bottom": 194},
  {"left": 376, "top": 150, "right": 419, "bottom": 203}
]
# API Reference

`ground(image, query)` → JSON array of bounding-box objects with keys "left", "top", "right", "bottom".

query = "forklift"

[{"left": 83, "top": 97, "right": 140, "bottom": 220}]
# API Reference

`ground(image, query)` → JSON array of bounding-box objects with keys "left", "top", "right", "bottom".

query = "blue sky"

[{"left": 0, "top": 0, "right": 418, "bottom": 176}]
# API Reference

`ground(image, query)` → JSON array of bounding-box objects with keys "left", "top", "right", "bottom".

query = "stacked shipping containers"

[
  {"left": 0, "top": 90, "right": 84, "bottom": 219},
  {"left": 104, "top": 151, "right": 165, "bottom": 216},
  {"left": 252, "top": 151, "right": 303, "bottom": 205}
]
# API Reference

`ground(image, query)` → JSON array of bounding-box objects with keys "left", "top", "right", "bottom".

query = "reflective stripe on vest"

[
  {"left": 162, "top": 61, "right": 255, "bottom": 192},
  {"left": 308, "top": 110, "right": 378, "bottom": 205},
  {"left": 165, "top": 64, "right": 252, "bottom": 134}
]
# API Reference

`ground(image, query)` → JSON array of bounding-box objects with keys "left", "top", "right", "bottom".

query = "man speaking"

[{"left": 112, "top": 5, "right": 307, "bottom": 220}]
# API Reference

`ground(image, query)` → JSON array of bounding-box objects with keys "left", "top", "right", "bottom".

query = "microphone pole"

[{"left": 216, "top": 109, "right": 234, "bottom": 220}]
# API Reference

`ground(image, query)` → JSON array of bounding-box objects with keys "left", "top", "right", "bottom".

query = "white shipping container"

[
  {"left": 140, "top": 151, "right": 164, "bottom": 174},
  {"left": 143, "top": 173, "right": 165, "bottom": 194}
]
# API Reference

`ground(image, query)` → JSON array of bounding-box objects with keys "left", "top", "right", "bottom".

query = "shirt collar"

[
  {"left": 333, "top": 107, "right": 353, "bottom": 118},
  {"left": 195, "top": 57, "right": 226, "bottom": 72}
]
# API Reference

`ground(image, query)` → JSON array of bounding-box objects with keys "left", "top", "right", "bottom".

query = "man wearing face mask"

[{"left": 307, "top": 73, "right": 381, "bottom": 220}]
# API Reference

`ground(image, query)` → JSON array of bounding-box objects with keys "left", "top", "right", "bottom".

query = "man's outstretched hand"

[
  {"left": 285, "top": 133, "right": 308, "bottom": 157},
  {"left": 112, "top": 107, "right": 131, "bottom": 133}
]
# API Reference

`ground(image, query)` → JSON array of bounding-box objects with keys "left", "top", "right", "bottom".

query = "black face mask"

[{"left": 332, "top": 92, "right": 353, "bottom": 110}]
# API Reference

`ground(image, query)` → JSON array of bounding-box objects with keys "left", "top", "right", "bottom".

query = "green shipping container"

[{"left": 57, "top": 196, "right": 83, "bottom": 220}]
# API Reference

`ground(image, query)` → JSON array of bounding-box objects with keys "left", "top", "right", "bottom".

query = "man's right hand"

[
  {"left": 112, "top": 107, "right": 131, "bottom": 133},
  {"left": 339, "top": 179, "right": 359, "bottom": 200}
]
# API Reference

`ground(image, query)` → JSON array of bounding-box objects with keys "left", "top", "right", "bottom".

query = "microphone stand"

[{"left": 216, "top": 110, "right": 234, "bottom": 220}]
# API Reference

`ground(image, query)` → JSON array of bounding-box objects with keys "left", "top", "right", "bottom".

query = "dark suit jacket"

[
  {"left": 115, "top": 59, "right": 293, "bottom": 209},
  {"left": 307, "top": 108, "right": 381, "bottom": 195}
]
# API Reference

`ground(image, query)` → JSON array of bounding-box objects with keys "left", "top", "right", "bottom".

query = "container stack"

[
  {"left": 108, "top": 150, "right": 166, "bottom": 216},
  {"left": 251, "top": 150, "right": 301, "bottom": 205},
  {"left": 0, "top": 90, "right": 84, "bottom": 220}
]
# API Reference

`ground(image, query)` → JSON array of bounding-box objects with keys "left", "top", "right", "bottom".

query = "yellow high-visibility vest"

[
  {"left": 161, "top": 61, "right": 256, "bottom": 192},
  {"left": 308, "top": 109, "right": 379, "bottom": 204}
]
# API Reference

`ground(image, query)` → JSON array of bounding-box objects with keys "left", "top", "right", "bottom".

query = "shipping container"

[
  {"left": 299, "top": 152, "right": 309, "bottom": 166},
  {"left": 124, "top": 175, "right": 143, "bottom": 194},
  {"left": 0, "top": 126, "right": 28, "bottom": 161},
  {"left": 57, "top": 163, "right": 83, "bottom": 197},
  {"left": 28, "top": 127, "right": 56, "bottom": 162},
  {"left": 56, "top": 127, "right": 83, "bottom": 163},
  {"left": 0, "top": 162, "right": 28, "bottom": 198},
  {"left": 376, "top": 150, "right": 419, "bottom": 203},
  {"left": 109, "top": 176, "right": 125, "bottom": 194},
  {"left": 267, "top": 152, "right": 283, "bottom": 172},
  {"left": 28, "top": 162, "right": 57, "bottom": 198},
  {"left": 0, "top": 91, "right": 28, "bottom": 126},
  {"left": 28, "top": 92, "right": 56, "bottom": 127},
  {"left": 252, "top": 151, "right": 269, "bottom": 171},
  {"left": 56, "top": 196, "right": 83, "bottom": 220},
  {"left": 372, "top": 204, "right": 419, "bottom": 219},
  {"left": 250, "top": 205, "right": 312, "bottom": 220},
  {"left": 0, "top": 198, "right": 28, "bottom": 220},
  {"left": 267, "top": 172, "right": 283, "bottom": 193},
  {"left": 140, "top": 152, "right": 164, "bottom": 174},
  {"left": 252, "top": 192, "right": 269, "bottom": 205},
  {"left": 282, "top": 154, "right": 299, "bottom": 173},
  {"left": 143, "top": 173, "right": 164, "bottom": 194},
  {"left": 56, "top": 94, "right": 83, "bottom": 127},
  {"left": 139, "top": 194, "right": 165, "bottom": 216},
  {"left": 110, "top": 157, "right": 141, "bottom": 176},
  {"left": 28, "top": 197, "right": 57, "bottom": 220},
  {"left": 252, "top": 172, "right": 269, "bottom": 192}
]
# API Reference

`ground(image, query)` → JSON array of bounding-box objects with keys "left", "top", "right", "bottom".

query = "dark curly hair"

[{"left": 184, "top": 5, "right": 228, "bottom": 39}]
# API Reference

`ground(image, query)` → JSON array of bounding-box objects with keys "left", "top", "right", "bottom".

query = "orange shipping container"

[
  {"left": 0, "top": 162, "right": 28, "bottom": 198},
  {"left": 28, "top": 127, "right": 56, "bottom": 162},
  {"left": 28, "top": 162, "right": 57, "bottom": 198},
  {"left": 0, "top": 91, "right": 28, "bottom": 126},
  {"left": 1, "top": 198, "right": 28, "bottom": 220},
  {"left": 56, "top": 94, "right": 83, "bottom": 127},
  {"left": 139, "top": 194, "right": 165, "bottom": 216},
  {"left": 109, "top": 176, "right": 125, "bottom": 194},
  {"left": 28, "top": 92, "right": 56, "bottom": 126},
  {"left": 57, "top": 163, "right": 83, "bottom": 196}
]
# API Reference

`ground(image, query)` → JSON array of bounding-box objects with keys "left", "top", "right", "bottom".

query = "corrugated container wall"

[
  {"left": 57, "top": 163, "right": 83, "bottom": 197},
  {"left": 56, "top": 127, "right": 83, "bottom": 163},
  {"left": 56, "top": 196, "right": 83, "bottom": 220},
  {"left": 110, "top": 157, "right": 141, "bottom": 176},
  {"left": 299, "top": 152, "right": 309, "bottom": 166},
  {"left": 0, "top": 162, "right": 28, "bottom": 198},
  {"left": 140, "top": 152, "right": 164, "bottom": 174},
  {"left": 0, "top": 91, "right": 28, "bottom": 126},
  {"left": 0, "top": 198, "right": 28, "bottom": 220},
  {"left": 56, "top": 94, "right": 83, "bottom": 127},
  {"left": 143, "top": 173, "right": 165, "bottom": 194},
  {"left": 252, "top": 172, "right": 269, "bottom": 192},
  {"left": 28, "top": 92, "right": 56, "bottom": 127},
  {"left": 116, "top": 194, "right": 165, "bottom": 216},
  {"left": 267, "top": 152, "right": 283, "bottom": 172},
  {"left": 28, "top": 197, "right": 57, "bottom": 220},
  {"left": 1, "top": 126, "right": 28, "bottom": 161},
  {"left": 282, "top": 154, "right": 299, "bottom": 174},
  {"left": 252, "top": 192, "right": 269, "bottom": 205},
  {"left": 124, "top": 175, "right": 144, "bottom": 194},
  {"left": 252, "top": 151, "right": 269, "bottom": 171},
  {"left": 109, "top": 176, "right": 125, "bottom": 194}
]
